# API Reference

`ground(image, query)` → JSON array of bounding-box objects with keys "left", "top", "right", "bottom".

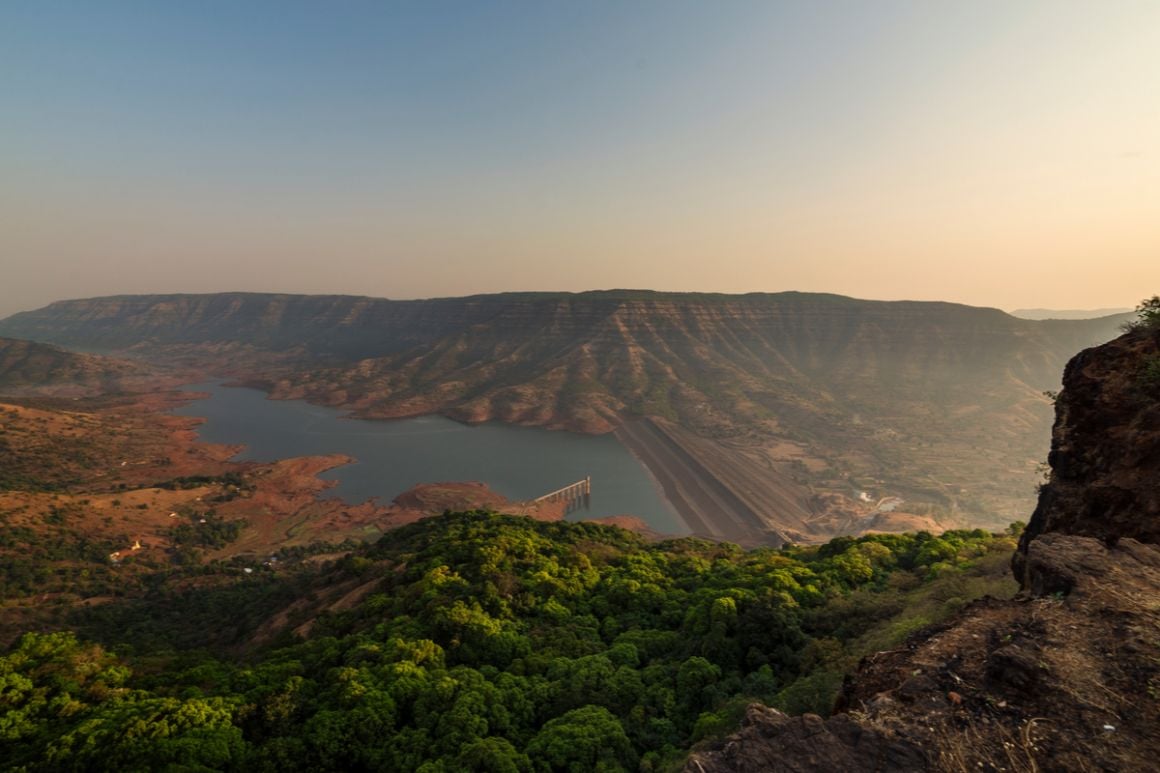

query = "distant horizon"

[{"left": 0, "top": 285, "right": 1140, "bottom": 322}]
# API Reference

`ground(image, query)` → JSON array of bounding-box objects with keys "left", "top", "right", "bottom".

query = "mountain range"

[{"left": 0, "top": 291, "right": 1130, "bottom": 537}]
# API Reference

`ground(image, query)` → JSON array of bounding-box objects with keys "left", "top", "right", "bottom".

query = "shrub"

[
  {"left": 1139, "top": 355, "right": 1160, "bottom": 394},
  {"left": 1122, "top": 296, "right": 1160, "bottom": 332}
]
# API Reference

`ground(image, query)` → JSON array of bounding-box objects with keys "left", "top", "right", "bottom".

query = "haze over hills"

[
  {"left": 1009, "top": 307, "right": 1133, "bottom": 320},
  {"left": 0, "top": 291, "right": 1130, "bottom": 538}
]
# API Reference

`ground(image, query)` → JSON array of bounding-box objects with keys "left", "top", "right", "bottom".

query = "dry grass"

[{"left": 931, "top": 716, "right": 1049, "bottom": 773}]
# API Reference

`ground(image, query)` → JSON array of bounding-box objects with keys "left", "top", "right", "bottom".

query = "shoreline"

[{"left": 170, "top": 380, "right": 688, "bottom": 532}]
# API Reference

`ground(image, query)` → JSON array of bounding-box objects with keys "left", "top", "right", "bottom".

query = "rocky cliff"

[
  {"left": 686, "top": 322, "right": 1160, "bottom": 772},
  {"left": 1014, "top": 325, "right": 1160, "bottom": 571}
]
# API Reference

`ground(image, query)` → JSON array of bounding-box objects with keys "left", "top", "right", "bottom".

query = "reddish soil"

[
  {"left": 370, "top": 480, "right": 568, "bottom": 532},
  {"left": 0, "top": 387, "right": 588, "bottom": 571}
]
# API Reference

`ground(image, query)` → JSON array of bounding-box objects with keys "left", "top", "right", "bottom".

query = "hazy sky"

[{"left": 2, "top": 1, "right": 1157, "bottom": 318}]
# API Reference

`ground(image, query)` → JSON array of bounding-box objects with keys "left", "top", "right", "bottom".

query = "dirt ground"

[{"left": 0, "top": 387, "right": 627, "bottom": 576}]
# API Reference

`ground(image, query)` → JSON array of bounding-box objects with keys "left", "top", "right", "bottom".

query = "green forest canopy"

[{"left": 1, "top": 512, "right": 1018, "bottom": 772}]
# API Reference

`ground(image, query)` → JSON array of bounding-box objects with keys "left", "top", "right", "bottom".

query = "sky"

[{"left": 1, "top": 0, "right": 1157, "bottom": 318}]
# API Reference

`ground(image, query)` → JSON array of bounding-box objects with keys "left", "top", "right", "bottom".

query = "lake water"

[{"left": 173, "top": 383, "right": 686, "bottom": 534}]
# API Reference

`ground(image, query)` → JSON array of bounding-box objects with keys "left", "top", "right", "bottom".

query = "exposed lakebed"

[{"left": 174, "top": 382, "right": 686, "bottom": 534}]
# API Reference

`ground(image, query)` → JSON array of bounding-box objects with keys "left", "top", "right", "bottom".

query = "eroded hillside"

[{"left": 1, "top": 292, "right": 1128, "bottom": 537}]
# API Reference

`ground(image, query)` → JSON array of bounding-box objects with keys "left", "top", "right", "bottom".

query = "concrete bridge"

[{"left": 534, "top": 476, "right": 591, "bottom": 513}]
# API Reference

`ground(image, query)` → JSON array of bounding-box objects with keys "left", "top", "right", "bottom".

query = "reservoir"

[{"left": 174, "top": 382, "right": 687, "bottom": 535}]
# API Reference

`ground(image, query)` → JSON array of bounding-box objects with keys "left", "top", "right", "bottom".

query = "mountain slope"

[
  {"left": 254, "top": 293, "right": 1121, "bottom": 436},
  {"left": 0, "top": 337, "right": 143, "bottom": 395},
  {"left": 0, "top": 291, "right": 1129, "bottom": 534}
]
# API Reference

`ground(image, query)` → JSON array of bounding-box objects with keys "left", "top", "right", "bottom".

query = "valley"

[
  {"left": 0, "top": 386, "right": 583, "bottom": 640},
  {"left": 4, "top": 4, "right": 1152, "bottom": 768},
  {"left": 0, "top": 290, "right": 1129, "bottom": 541},
  {"left": 0, "top": 293, "right": 1155, "bottom": 772}
]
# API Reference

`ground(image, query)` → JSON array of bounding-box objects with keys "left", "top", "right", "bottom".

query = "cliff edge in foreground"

[
  {"left": 1014, "top": 326, "right": 1160, "bottom": 574},
  {"left": 687, "top": 321, "right": 1160, "bottom": 772}
]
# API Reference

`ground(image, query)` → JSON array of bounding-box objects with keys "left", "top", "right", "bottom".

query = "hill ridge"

[
  {"left": 0, "top": 291, "right": 1131, "bottom": 537},
  {"left": 0, "top": 336, "right": 143, "bottom": 395}
]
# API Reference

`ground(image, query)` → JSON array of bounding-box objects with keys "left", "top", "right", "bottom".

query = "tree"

[
  {"left": 45, "top": 696, "right": 246, "bottom": 771},
  {"left": 526, "top": 705, "right": 636, "bottom": 772},
  {"left": 455, "top": 737, "right": 532, "bottom": 773},
  {"left": 1123, "top": 295, "right": 1160, "bottom": 332},
  {"left": 675, "top": 656, "right": 721, "bottom": 727}
]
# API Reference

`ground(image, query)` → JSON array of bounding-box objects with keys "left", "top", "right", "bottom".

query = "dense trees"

[
  {"left": 0, "top": 632, "right": 246, "bottom": 771},
  {"left": 1, "top": 512, "right": 1017, "bottom": 771}
]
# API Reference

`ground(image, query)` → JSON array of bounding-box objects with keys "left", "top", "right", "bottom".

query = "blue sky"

[{"left": 2, "top": 1, "right": 1157, "bottom": 316}]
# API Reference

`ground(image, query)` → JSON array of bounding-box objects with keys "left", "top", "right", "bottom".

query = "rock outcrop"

[
  {"left": 687, "top": 323, "right": 1160, "bottom": 772},
  {"left": 684, "top": 705, "right": 926, "bottom": 773},
  {"left": 1014, "top": 325, "right": 1160, "bottom": 574}
]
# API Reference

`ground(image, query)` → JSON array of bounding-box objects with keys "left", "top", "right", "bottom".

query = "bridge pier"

[{"left": 534, "top": 476, "right": 591, "bottom": 513}]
